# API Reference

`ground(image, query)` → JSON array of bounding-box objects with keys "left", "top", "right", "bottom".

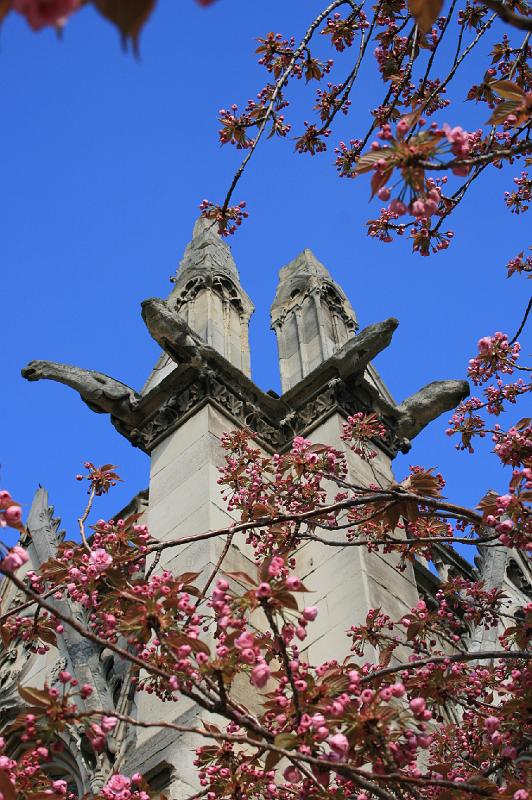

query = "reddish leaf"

[
  {"left": 371, "top": 166, "right": 393, "bottom": 199},
  {"left": 17, "top": 684, "right": 52, "bottom": 708},
  {"left": 408, "top": 0, "right": 443, "bottom": 32},
  {"left": 225, "top": 570, "right": 258, "bottom": 587},
  {"left": 0, "top": 771, "right": 15, "bottom": 800},
  {"left": 92, "top": 0, "right": 156, "bottom": 50},
  {"left": 0, "top": 0, "right": 11, "bottom": 24},
  {"left": 275, "top": 591, "right": 299, "bottom": 611},
  {"left": 355, "top": 149, "right": 394, "bottom": 175},
  {"left": 490, "top": 80, "right": 526, "bottom": 101}
]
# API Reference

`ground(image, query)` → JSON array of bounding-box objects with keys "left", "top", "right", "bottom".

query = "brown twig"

[{"left": 483, "top": 0, "right": 532, "bottom": 31}]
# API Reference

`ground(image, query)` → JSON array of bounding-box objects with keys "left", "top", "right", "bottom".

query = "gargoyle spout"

[
  {"left": 395, "top": 379, "right": 469, "bottom": 441},
  {"left": 21, "top": 360, "right": 140, "bottom": 423},
  {"left": 334, "top": 317, "right": 399, "bottom": 378},
  {"left": 141, "top": 297, "right": 210, "bottom": 366}
]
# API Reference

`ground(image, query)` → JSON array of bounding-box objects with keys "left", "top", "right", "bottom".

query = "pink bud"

[
  {"left": 409, "top": 697, "right": 426, "bottom": 717},
  {"left": 484, "top": 716, "right": 499, "bottom": 734},
  {"left": 283, "top": 766, "right": 302, "bottom": 783},
  {"left": 250, "top": 663, "right": 270, "bottom": 689},
  {"left": 328, "top": 733, "right": 349, "bottom": 755},
  {"left": 4, "top": 505, "right": 22, "bottom": 526},
  {"left": 303, "top": 606, "right": 318, "bottom": 621}
]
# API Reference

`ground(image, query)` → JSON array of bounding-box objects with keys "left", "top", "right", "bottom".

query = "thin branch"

[
  {"left": 261, "top": 600, "right": 302, "bottom": 723},
  {"left": 359, "top": 648, "right": 532, "bottom": 684},
  {"left": 78, "top": 485, "right": 96, "bottom": 550},
  {"left": 145, "top": 489, "right": 488, "bottom": 557},
  {"left": 483, "top": 0, "right": 532, "bottom": 31},
  {"left": 193, "top": 531, "right": 235, "bottom": 612},
  {"left": 221, "top": 0, "right": 352, "bottom": 214},
  {"left": 510, "top": 295, "right": 532, "bottom": 344},
  {"left": 420, "top": 139, "right": 532, "bottom": 170}
]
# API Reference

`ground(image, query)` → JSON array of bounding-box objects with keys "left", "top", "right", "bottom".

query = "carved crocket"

[{"left": 21, "top": 361, "right": 141, "bottom": 424}]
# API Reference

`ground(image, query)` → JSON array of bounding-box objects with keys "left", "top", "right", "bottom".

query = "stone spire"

[
  {"left": 270, "top": 249, "right": 358, "bottom": 393},
  {"left": 168, "top": 217, "right": 254, "bottom": 376}
]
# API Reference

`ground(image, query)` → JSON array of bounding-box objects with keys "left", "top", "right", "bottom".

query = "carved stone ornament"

[{"left": 22, "top": 296, "right": 468, "bottom": 458}]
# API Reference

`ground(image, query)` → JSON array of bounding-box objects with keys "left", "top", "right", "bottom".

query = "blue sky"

[{"left": 1, "top": 0, "right": 529, "bottom": 550}]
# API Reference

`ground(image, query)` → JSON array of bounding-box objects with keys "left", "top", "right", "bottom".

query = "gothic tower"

[
  {"left": 271, "top": 248, "right": 358, "bottom": 392},
  {"left": 12, "top": 219, "right": 512, "bottom": 799},
  {"left": 142, "top": 217, "right": 254, "bottom": 395}
]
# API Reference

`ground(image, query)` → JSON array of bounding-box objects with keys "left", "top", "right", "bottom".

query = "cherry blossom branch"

[
  {"left": 78, "top": 484, "right": 96, "bottom": 550},
  {"left": 358, "top": 648, "right": 532, "bottom": 685},
  {"left": 0, "top": 584, "right": 61, "bottom": 623},
  {"left": 221, "top": 0, "right": 353, "bottom": 216},
  {"left": 193, "top": 531, "right": 235, "bottom": 612},
  {"left": 81, "top": 708, "right": 521, "bottom": 799},
  {"left": 145, "top": 490, "right": 488, "bottom": 557},
  {"left": 482, "top": 0, "right": 532, "bottom": 31},
  {"left": 419, "top": 139, "right": 532, "bottom": 170},
  {"left": 261, "top": 600, "right": 302, "bottom": 722}
]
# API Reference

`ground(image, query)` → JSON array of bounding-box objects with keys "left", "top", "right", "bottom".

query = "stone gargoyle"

[
  {"left": 393, "top": 379, "right": 469, "bottom": 442},
  {"left": 21, "top": 361, "right": 141, "bottom": 425},
  {"left": 21, "top": 300, "right": 469, "bottom": 451},
  {"left": 140, "top": 297, "right": 214, "bottom": 367},
  {"left": 320, "top": 314, "right": 469, "bottom": 443}
]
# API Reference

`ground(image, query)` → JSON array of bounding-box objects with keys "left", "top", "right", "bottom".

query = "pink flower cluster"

[
  {"left": 101, "top": 774, "right": 149, "bottom": 800},
  {"left": 468, "top": 332, "right": 520, "bottom": 385}
]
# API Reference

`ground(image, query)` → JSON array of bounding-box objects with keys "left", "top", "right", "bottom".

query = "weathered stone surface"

[
  {"left": 163, "top": 216, "right": 254, "bottom": 379},
  {"left": 21, "top": 361, "right": 141, "bottom": 423},
  {"left": 271, "top": 249, "right": 359, "bottom": 392},
  {"left": 394, "top": 379, "right": 470, "bottom": 441},
  {"left": 141, "top": 297, "right": 213, "bottom": 367}
]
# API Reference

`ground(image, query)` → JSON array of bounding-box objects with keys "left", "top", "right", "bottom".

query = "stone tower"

[
  {"left": 271, "top": 248, "right": 358, "bottom": 392},
  {"left": 142, "top": 217, "right": 254, "bottom": 395},
  {"left": 9, "top": 219, "right": 526, "bottom": 799}
]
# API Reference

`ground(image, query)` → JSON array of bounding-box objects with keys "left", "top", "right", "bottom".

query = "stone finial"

[
  {"left": 164, "top": 217, "right": 255, "bottom": 377},
  {"left": 271, "top": 249, "right": 358, "bottom": 393}
]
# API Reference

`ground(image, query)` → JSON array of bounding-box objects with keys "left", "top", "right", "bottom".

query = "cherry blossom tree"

[{"left": 0, "top": 320, "right": 530, "bottom": 799}]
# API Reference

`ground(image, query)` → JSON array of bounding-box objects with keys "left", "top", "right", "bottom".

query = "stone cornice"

[{"left": 111, "top": 342, "right": 406, "bottom": 457}]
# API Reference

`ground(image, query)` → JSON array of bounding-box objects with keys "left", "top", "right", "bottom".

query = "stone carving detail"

[
  {"left": 21, "top": 362, "right": 140, "bottom": 425},
  {"left": 394, "top": 380, "right": 470, "bottom": 441}
]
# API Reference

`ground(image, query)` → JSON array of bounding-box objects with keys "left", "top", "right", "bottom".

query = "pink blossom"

[
  {"left": 101, "top": 716, "right": 117, "bottom": 733},
  {"left": 13, "top": 0, "right": 79, "bottom": 31},
  {"left": 328, "top": 733, "right": 349, "bottom": 755},
  {"left": 256, "top": 582, "right": 271, "bottom": 598},
  {"left": 250, "top": 663, "right": 270, "bottom": 688},
  {"left": 103, "top": 774, "right": 131, "bottom": 796},
  {"left": 89, "top": 548, "right": 113, "bottom": 573},
  {"left": 0, "top": 545, "right": 29, "bottom": 572},
  {"left": 4, "top": 505, "right": 21, "bottom": 525},
  {"left": 409, "top": 697, "right": 426, "bottom": 717},
  {"left": 285, "top": 575, "right": 302, "bottom": 590},
  {"left": 0, "top": 491, "right": 12, "bottom": 510},
  {"left": 303, "top": 606, "right": 318, "bottom": 621}
]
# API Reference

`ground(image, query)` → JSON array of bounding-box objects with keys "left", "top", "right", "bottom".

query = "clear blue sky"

[{"left": 1, "top": 0, "right": 529, "bottom": 549}]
